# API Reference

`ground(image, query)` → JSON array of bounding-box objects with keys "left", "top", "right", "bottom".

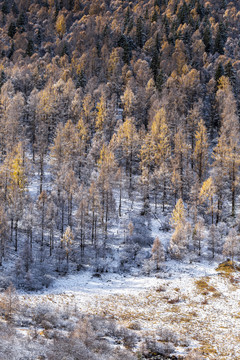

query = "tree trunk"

[
  {"left": 40, "top": 153, "right": 44, "bottom": 194},
  {"left": 14, "top": 219, "right": 18, "bottom": 252}
]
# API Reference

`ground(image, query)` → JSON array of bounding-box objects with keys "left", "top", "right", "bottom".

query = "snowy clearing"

[{"left": 18, "top": 259, "right": 240, "bottom": 359}]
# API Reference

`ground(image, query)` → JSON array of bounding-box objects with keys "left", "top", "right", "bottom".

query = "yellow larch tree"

[
  {"left": 194, "top": 119, "right": 208, "bottom": 184},
  {"left": 171, "top": 128, "right": 189, "bottom": 200},
  {"left": 114, "top": 117, "right": 139, "bottom": 190},
  {"left": 169, "top": 198, "right": 189, "bottom": 258},
  {"left": 61, "top": 226, "right": 74, "bottom": 269},
  {"left": 199, "top": 177, "right": 216, "bottom": 224},
  {"left": 96, "top": 95, "right": 107, "bottom": 132},
  {"left": 98, "top": 144, "right": 117, "bottom": 242},
  {"left": 8, "top": 142, "right": 28, "bottom": 251},
  {"left": 213, "top": 76, "right": 240, "bottom": 218},
  {"left": 56, "top": 13, "right": 66, "bottom": 39}
]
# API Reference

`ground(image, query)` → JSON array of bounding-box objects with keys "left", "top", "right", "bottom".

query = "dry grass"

[
  {"left": 195, "top": 278, "right": 217, "bottom": 295},
  {"left": 17, "top": 271, "right": 240, "bottom": 360},
  {"left": 216, "top": 260, "right": 240, "bottom": 274}
]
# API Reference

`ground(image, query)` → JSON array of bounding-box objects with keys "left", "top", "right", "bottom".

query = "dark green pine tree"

[
  {"left": 151, "top": 9, "right": 158, "bottom": 23},
  {"left": 150, "top": 34, "right": 161, "bottom": 81},
  {"left": 1, "top": 0, "right": 9, "bottom": 24},
  {"left": 76, "top": 70, "right": 86, "bottom": 89},
  {"left": 156, "top": 69, "right": 164, "bottom": 93},
  {"left": 124, "top": 7, "right": 130, "bottom": 30},
  {"left": 0, "top": 70, "right": 6, "bottom": 90},
  {"left": 203, "top": 26, "right": 212, "bottom": 53},
  {"left": 145, "top": 8, "right": 149, "bottom": 20},
  {"left": 122, "top": 40, "right": 131, "bottom": 64},
  {"left": 136, "top": 17, "right": 144, "bottom": 48},
  {"left": 162, "top": 14, "right": 169, "bottom": 38},
  {"left": 17, "top": 12, "right": 27, "bottom": 33},
  {"left": 196, "top": 0, "right": 205, "bottom": 20},
  {"left": 224, "top": 61, "right": 236, "bottom": 88},
  {"left": 36, "top": 28, "right": 42, "bottom": 46},
  {"left": 214, "top": 22, "right": 227, "bottom": 55},
  {"left": 67, "top": 0, "right": 74, "bottom": 10},
  {"left": 1, "top": 0, "right": 9, "bottom": 15},
  {"left": 215, "top": 63, "right": 224, "bottom": 86},
  {"left": 7, "top": 42, "right": 15, "bottom": 59},
  {"left": 61, "top": 43, "right": 69, "bottom": 57},
  {"left": 154, "top": 0, "right": 162, "bottom": 6},
  {"left": 118, "top": 35, "right": 131, "bottom": 64},
  {"left": 59, "top": 0, "right": 64, "bottom": 10},
  {"left": 177, "top": 2, "right": 190, "bottom": 24},
  {"left": 26, "top": 39, "right": 34, "bottom": 57},
  {"left": 8, "top": 22, "right": 17, "bottom": 39},
  {"left": 220, "top": 0, "right": 227, "bottom": 9},
  {"left": 11, "top": 1, "right": 19, "bottom": 16},
  {"left": 150, "top": 50, "right": 159, "bottom": 81}
]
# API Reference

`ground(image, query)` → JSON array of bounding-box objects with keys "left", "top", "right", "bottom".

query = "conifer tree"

[
  {"left": 151, "top": 108, "right": 171, "bottom": 211},
  {"left": 7, "top": 143, "right": 28, "bottom": 252},
  {"left": 223, "top": 229, "right": 239, "bottom": 261},
  {"left": 98, "top": 144, "right": 117, "bottom": 243},
  {"left": 194, "top": 119, "right": 208, "bottom": 184},
  {"left": 171, "top": 128, "right": 189, "bottom": 201},
  {"left": 61, "top": 226, "right": 74, "bottom": 269},
  {"left": 96, "top": 95, "right": 107, "bottom": 133},
  {"left": 56, "top": 13, "right": 66, "bottom": 39},
  {"left": 151, "top": 236, "right": 165, "bottom": 270},
  {"left": 37, "top": 190, "right": 48, "bottom": 248},
  {"left": 169, "top": 199, "right": 188, "bottom": 258},
  {"left": 209, "top": 224, "right": 219, "bottom": 259},
  {"left": 121, "top": 87, "right": 136, "bottom": 119},
  {"left": 213, "top": 76, "right": 240, "bottom": 218},
  {"left": 76, "top": 191, "right": 88, "bottom": 259},
  {"left": 192, "top": 219, "right": 205, "bottom": 256},
  {"left": 88, "top": 181, "right": 100, "bottom": 249},
  {"left": 114, "top": 117, "right": 139, "bottom": 191},
  {"left": 199, "top": 177, "right": 216, "bottom": 224}
]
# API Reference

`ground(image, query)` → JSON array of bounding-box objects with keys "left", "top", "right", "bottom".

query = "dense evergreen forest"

[{"left": 0, "top": 0, "right": 240, "bottom": 290}]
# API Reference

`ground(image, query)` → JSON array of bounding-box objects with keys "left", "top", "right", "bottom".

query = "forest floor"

[{"left": 18, "top": 257, "right": 240, "bottom": 359}]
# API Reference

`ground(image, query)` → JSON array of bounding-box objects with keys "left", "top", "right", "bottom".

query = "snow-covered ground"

[{"left": 18, "top": 256, "right": 240, "bottom": 359}]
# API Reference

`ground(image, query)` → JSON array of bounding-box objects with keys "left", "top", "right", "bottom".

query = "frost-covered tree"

[
  {"left": 192, "top": 219, "right": 205, "bottom": 256},
  {"left": 169, "top": 199, "right": 189, "bottom": 258},
  {"left": 61, "top": 226, "right": 74, "bottom": 269},
  {"left": 7, "top": 142, "right": 28, "bottom": 251},
  {"left": 194, "top": 119, "right": 208, "bottom": 184},
  {"left": 223, "top": 229, "right": 239, "bottom": 261},
  {"left": 199, "top": 177, "right": 216, "bottom": 224},
  {"left": 213, "top": 77, "right": 240, "bottom": 218},
  {"left": 208, "top": 224, "right": 220, "bottom": 259},
  {"left": 151, "top": 236, "right": 165, "bottom": 270}
]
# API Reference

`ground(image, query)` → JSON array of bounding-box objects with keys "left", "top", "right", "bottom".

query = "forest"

[
  {"left": 0, "top": 0, "right": 240, "bottom": 359},
  {"left": 0, "top": 0, "right": 239, "bottom": 287}
]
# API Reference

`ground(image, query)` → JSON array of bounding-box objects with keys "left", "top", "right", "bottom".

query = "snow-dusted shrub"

[
  {"left": 160, "top": 215, "right": 171, "bottom": 232},
  {"left": 0, "top": 276, "right": 12, "bottom": 290},
  {"left": 185, "top": 349, "right": 205, "bottom": 359},
  {"left": 217, "top": 221, "right": 228, "bottom": 238},
  {"left": 42, "top": 274, "right": 55, "bottom": 288},
  {"left": 139, "top": 336, "right": 174, "bottom": 358},
  {"left": 157, "top": 327, "right": 178, "bottom": 343},
  {"left": 115, "top": 326, "right": 138, "bottom": 349},
  {"left": 32, "top": 305, "right": 54, "bottom": 325},
  {"left": 128, "top": 320, "right": 141, "bottom": 330},
  {"left": 47, "top": 337, "right": 97, "bottom": 360},
  {"left": 157, "top": 327, "right": 189, "bottom": 347}
]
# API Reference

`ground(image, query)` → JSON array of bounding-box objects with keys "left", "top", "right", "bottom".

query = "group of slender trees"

[{"left": 0, "top": 0, "right": 239, "bottom": 283}]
